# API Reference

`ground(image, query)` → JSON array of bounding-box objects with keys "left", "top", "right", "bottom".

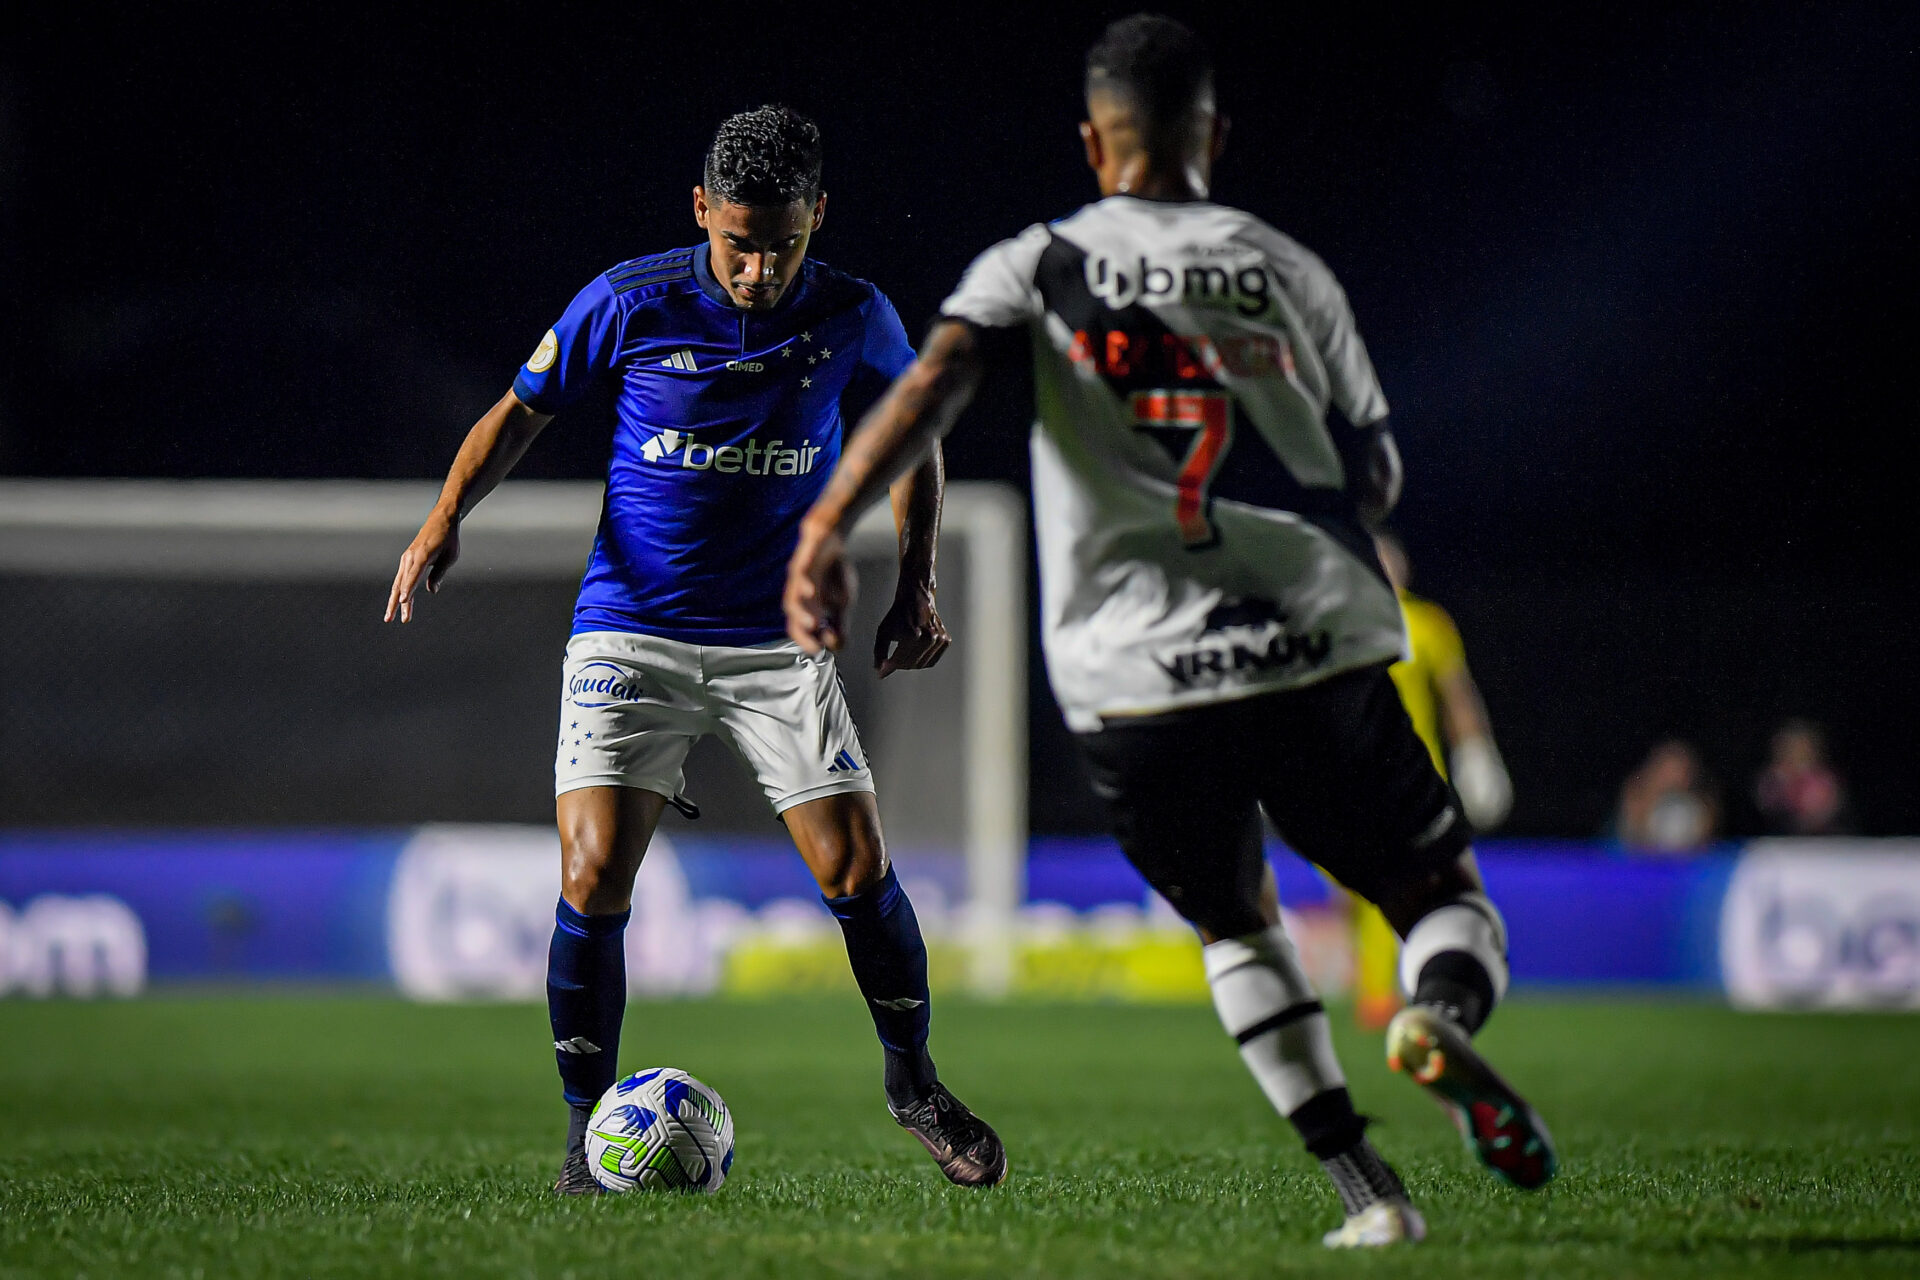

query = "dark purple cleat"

[
  {"left": 889, "top": 1083, "right": 1009, "bottom": 1187},
  {"left": 553, "top": 1148, "right": 605, "bottom": 1197}
]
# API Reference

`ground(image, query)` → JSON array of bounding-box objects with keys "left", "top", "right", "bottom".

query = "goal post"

[{"left": 0, "top": 478, "right": 1029, "bottom": 995}]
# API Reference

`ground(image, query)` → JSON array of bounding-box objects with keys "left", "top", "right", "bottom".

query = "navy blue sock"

[
  {"left": 823, "top": 866, "right": 937, "bottom": 1107},
  {"left": 547, "top": 898, "right": 630, "bottom": 1123}
]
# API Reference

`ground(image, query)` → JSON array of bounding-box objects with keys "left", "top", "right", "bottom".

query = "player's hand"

[
  {"left": 786, "top": 517, "right": 855, "bottom": 655},
  {"left": 874, "top": 581, "right": 950, "bottom": 678},
  {"left": 384, "top": 507, "right": 461, "bottom": 624},
  {"left": 1451, "top": 735, "right": 1513, "bottom": 832}
]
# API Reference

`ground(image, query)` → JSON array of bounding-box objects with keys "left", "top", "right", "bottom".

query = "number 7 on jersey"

[{"left": 1130, "top": 389, "right": 1232, "bottom": 549}]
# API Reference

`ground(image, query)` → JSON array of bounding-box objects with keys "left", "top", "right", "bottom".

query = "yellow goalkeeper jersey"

[{"left": 1389, "top": 589, "right": 1466, "bottom": 778}]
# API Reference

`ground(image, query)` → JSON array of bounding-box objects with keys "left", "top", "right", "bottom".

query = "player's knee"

[
  {"left": 1122, "top": 846, "right": 1268, "bottom": 941},
  {"left": 558, "top": 809, "right": 633, "bottom": 914},
  {"left": 1375, "top": 851, "right": 1485, "bottom": 937},
  {"left": 810, "top": 838, "right": 886, "bottom": 899},
  {"left": 788, "top": 796, "right": 888, "bottom": 898},
  {"left": 1144, "top": 874, "right": 1266, "bottom": 942}
]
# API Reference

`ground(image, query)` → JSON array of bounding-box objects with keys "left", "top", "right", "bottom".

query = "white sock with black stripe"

[{"left": 1203, "top": 925, "right": 1346, "bottom": 1117}]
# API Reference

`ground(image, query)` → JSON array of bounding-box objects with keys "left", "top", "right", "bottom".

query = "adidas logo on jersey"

[
  {"left": 826, "top": 749, "right": 863, "bottom": 774},
  {"left": 1085, "top": 252, "right": 1273, "bottom": 317},
  {"left": 660, "top": 348, "right": 699, "bottom": 371},
  {"left": 638, "top": 430, "right": 825, "bottom": 476}
]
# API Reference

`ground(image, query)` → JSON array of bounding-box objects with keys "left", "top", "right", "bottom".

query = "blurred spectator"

[
  {"left": 1754, "top": 719, "right": 1850, "bottom": 835},
  {"left": 1615, "top": 740, "right": 1720, "bottom": 853}
]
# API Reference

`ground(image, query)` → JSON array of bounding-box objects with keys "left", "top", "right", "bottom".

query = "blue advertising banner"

[
  {"left": 0, "top": 830, "right": 399, "bottom": 986},
  {"left": 2, "top": 828, "right": 1913, "bottom": 1003}
]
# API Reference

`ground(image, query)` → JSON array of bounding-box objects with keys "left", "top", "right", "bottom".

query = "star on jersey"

[{"left": 801, "top": 376, "right": 813, "bottom": 388}]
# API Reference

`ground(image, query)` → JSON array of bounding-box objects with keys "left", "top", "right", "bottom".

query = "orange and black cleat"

[{"left": 1387, "top": 1004, "right": 1557, "bottom": 1191}]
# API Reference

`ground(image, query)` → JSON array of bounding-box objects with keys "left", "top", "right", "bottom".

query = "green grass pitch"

[{"left": 3, "top": 996, "right": 1917, "bottom": 1278}]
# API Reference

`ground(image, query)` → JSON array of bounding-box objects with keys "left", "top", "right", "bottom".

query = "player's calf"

[
  {"left": 1397, "top": 889, "right": 1507, "bottom": 1034},
  {"left": 826, "top": 868, "right": 1009, "bottom": 1187},
  {"left": 1204, "top": 926, "right": 1423, "bottom": 1247},
  {"left": 1387, "top": 889, "right": 1557, "bottom": 1189}
]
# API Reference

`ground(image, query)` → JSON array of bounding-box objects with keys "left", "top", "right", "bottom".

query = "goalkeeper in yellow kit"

[{"left": 1352, "top": 531, "right": 1513, "bottom": 1028}]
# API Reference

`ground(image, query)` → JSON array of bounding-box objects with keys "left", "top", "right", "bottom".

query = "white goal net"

[{"left": 0, "top": 479, "right": 1029, "bottom": 993}]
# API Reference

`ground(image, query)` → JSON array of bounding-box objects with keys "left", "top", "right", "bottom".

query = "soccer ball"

[{"left": 584, "top": 1067, "right": 735, "bottom": 1193}]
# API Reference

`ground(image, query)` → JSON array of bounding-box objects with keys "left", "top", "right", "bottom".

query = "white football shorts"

[{"left": 554, "top": 630, "right": 873, "bottom": 814}]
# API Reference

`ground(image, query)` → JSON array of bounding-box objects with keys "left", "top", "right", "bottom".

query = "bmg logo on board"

[{"left": 0, "top": 895, "right": 147, "bottom": 998}]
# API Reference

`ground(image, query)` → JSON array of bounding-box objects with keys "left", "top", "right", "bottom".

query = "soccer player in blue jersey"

[{"left": 384, "top": 106, "right": 1007, "bottom": 1194}]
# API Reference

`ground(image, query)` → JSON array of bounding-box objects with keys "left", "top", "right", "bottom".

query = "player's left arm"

[
  {"left": 852, "top": 287, "right": 953, "bottom": 676},
  {"left": 789, "top": 319, "right": 986, "bottom": 654},
  {"left": 874, "top": 445, "right": 950, "bottom": 676}
]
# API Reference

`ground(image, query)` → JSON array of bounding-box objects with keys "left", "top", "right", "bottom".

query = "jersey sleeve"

[
  {"left": 1295, "top": 253, "right": 1390, "bottom": 428},
  {"left": 511, "top": 274, "right": 623, "bottom": 413},
  {"left": 839, "top": 286, "right": 917, "bottom": 424},
  {"left": 939, "top": 224, "right": 1050, "bottom": 329},
  {"left": 859, "top": 287, "right": 916, "bottom": 381}
]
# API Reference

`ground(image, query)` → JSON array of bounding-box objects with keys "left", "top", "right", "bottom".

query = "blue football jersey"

[{"left": 512, "top": 244, "right": 915, "bottom": 644}]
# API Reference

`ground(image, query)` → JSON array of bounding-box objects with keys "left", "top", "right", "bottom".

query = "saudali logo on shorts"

[
  {"left": 569, "top": 661, "right": 645, "bottom": 707},
  {"left": 527, "top": 329, "right": 559, "bottom": 373},
  {"left": 1155, "top": 595, "right": 1331, "bottom": 689}
]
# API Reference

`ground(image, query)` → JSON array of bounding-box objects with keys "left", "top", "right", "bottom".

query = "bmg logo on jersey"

[
  {"left": 1086, "top": 252, "right": 1272, "bottom": 317},
  {"left": 638, "top": 427, "right": 824, "bottom": 477},
  {"left": 569, "top": 662, "right": 646, "bottom": 707}
]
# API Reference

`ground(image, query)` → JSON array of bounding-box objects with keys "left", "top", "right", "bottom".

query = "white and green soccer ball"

[{"left": 585, "top": 1067, "right": 735, "bottom": 1193}]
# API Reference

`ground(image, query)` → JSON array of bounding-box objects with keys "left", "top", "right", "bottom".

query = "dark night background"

[{"left": 3, "top": 2, "right": 1915, "bottom": 836}]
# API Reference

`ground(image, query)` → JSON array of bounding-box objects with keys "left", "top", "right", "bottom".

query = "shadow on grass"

[{"left": 1532, "top": 1229, "right": 1920, "bottom": 1256}]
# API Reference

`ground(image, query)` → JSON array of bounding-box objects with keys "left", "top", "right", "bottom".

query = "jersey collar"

[{"left": 692, "top": 242, "right": 810, "bottom": 313}]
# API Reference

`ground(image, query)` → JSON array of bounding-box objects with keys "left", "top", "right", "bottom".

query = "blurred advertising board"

[
  {"left": 5, "top": 829, "right": 1919, "bottom": 1006},
  {"left": 1720, "top": 840, "right": 1920, "bottom": 1010}
]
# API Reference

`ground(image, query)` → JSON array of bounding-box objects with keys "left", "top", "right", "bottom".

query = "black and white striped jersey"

[{"left": 940, "top": 195, "right": 1408, "bottom": 730}]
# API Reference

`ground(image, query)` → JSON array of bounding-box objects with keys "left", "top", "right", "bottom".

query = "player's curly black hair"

[
  {"left": 1085, "top": 13, "right": 1214, "bottom": 122},
  {"left": 702, "top": 105, "right": 823, "bottom": 208}
]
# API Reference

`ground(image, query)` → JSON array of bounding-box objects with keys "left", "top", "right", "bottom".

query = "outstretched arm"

[
  {"left": 383, "top": 390, "right": 553, "bottom": 623},
  {"left": 787, "top": 320, "right": 986, "bottom": 654}
]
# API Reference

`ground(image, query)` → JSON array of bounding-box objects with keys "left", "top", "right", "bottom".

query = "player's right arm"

[
  {"left": 385, "top": 274, "right": 623, "bottom": 623},
  {"left": 1285, "top": 244, "right": 1401, "bottom": 523},
  {"left": 384, "top": 391, "right": 553, "bottom": 623}
]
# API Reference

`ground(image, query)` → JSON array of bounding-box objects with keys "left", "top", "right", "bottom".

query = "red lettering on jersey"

[
  {"left": 1067, "top": 330, "right": 1092, "bottom": 367},
  {"left": 1164, "top": 334, "right": 1205, "bottom": 381}
]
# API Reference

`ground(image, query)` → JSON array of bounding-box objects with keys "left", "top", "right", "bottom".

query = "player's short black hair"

[
  {"left": 1085, "top": 13, "right": 1214, "bottom": 123},
  {"left": 702, "top": 105, "right": 823, "bottom": 208}
]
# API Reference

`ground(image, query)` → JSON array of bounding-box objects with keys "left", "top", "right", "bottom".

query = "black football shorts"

[{"left": 1075, "top": 661, "right": 1470, "bottom": 934}]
